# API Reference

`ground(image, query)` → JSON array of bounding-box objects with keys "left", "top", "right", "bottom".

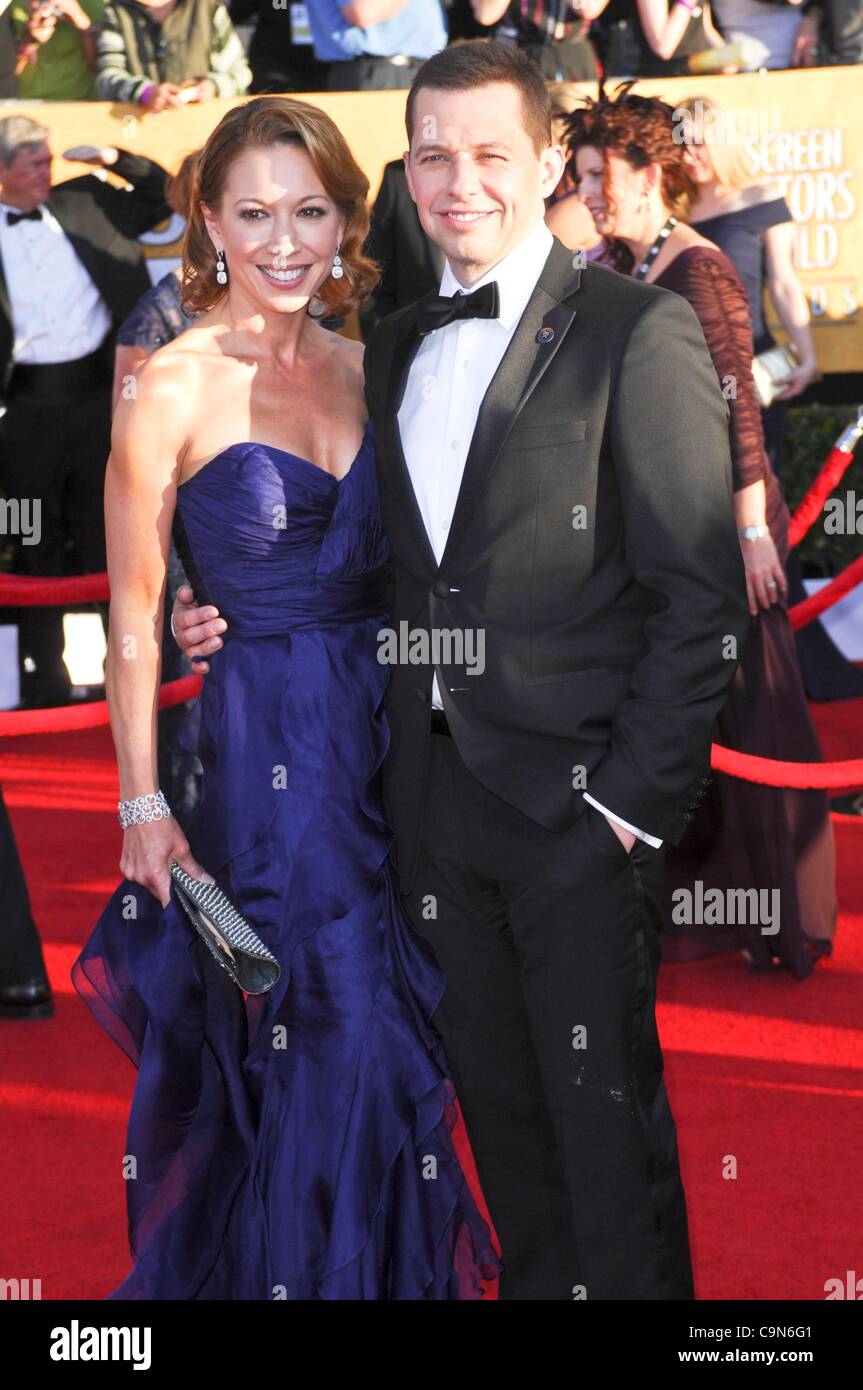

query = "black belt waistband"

[
  {"left": 354, "top": 53, "right": 424, "bottom": 66},
  {"left": 430, "top": 707, "right": 451, "bottom": 736},
  {"left": 8, "top": 335, "right": 113, "bottom": 403}
]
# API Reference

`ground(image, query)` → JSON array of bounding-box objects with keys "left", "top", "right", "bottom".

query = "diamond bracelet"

[{"left": 118, "top": 790, "right": 172, "bottom": 828}]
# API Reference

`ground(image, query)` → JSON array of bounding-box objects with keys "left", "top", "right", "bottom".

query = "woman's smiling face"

[{"left": 201, "top": 143, "right": 345, "bottom": 313}]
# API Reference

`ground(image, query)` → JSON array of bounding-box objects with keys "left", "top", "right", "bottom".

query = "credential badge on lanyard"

[{"left": 290, "top": 2, "right": 313, "bottom": 44}]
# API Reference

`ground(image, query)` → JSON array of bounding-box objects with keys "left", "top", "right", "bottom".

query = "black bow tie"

[
  {"left": 6, "top": 207, "right": 43, "bottom": 226},
  {"left": 415, "top": 281, "right": 500, "bottom": 337}
]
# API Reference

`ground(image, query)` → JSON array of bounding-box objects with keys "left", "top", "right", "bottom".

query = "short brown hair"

[
  {"left": 562, "top": 83, "right": 696, "bottom": 220},
  {"left": 181, "top": 96, "right": 379, "bottom": 318},
  {"left": 406, "top": 40, "right": 553, "bottom": 157}
]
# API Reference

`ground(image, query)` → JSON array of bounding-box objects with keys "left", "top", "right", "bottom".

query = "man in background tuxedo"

[
  {"left": 173, "top": 41, "right": 750, "bottom": 1298},
  {"left": 359, "top": 157, "right": 443, "bottom": 339},
  {"left": 0, "top": 116, "right": 170, "bottom": 706}
]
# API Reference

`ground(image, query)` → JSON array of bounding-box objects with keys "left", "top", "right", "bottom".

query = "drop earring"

[
  {"left": 331, "top": 243, "right": 344, "bottom": 280},
  {"left": 215, "top": 248, "right": 228, "bottom": 285}
]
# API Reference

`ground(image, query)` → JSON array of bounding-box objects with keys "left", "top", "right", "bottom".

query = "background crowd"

[{"left": 1, "top": 0, "right": 862, "bottom": 103}]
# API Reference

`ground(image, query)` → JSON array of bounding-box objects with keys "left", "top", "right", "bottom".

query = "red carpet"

[{"left": 1, "top": 714, "right": 861, "bottom": 1301}]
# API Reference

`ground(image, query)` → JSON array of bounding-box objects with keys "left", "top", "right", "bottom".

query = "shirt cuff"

[{"left": 582, "top": 793, "right": 663, "bottom": 849}]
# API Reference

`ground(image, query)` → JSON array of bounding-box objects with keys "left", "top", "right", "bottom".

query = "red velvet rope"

[
  {"left": 787, "top": 446, "right": 855, "bottom": 548},
  {"left": 711, "top": 742, "right": 863, "bottom": 790},
  {"left": 0, "top": 673, "right": 201, "bottom": 736},
  {"left": 0, "top": 572, "right": 110, "bottom": 605},
  {"left": 787, "top": 552, "right": 863, "bottom": 630}
]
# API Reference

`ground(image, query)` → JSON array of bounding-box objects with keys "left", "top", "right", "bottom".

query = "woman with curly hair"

[
  {"left": 71, "top": 96, "right": 502, "bottom": 1299},
  {"left": 559, "top": 86, "right": 837, "bottom": 979}
]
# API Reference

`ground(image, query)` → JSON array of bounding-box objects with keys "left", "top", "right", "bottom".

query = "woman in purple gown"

[
  {"left": 558, "top": 88, "right": 837, "bottom": 979},
  {"left": 71, "top": 96, "right": 501, "bottom": 1299}
]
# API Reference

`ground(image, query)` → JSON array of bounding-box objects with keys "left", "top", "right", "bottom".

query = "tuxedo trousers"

[
  {"left": 400, "top": 728, "right": 695, "bottom": 1300},
  {"left": 0, "top": 784, "right": 45, "bottom": 988},
  {"left": 0, "top": 384, "right": 111, "bottom": 701}
]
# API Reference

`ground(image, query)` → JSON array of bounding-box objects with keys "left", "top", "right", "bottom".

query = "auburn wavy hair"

[
  {"left": 180, "top": 96, "right": 379, "bottom": 318},
  {"left": 561, "top": 82, "right": 697, "bottom": 222}
]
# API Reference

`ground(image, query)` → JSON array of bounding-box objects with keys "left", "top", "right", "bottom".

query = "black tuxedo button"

[
  {"left": 432, "top": 580, "right": 450, "bottom": 598},
  {"left": 700, "top": 776, "right": 712, "bottom": 786},
  {"left": 682, "top": 812, "right": 694, "bottom": 823}
]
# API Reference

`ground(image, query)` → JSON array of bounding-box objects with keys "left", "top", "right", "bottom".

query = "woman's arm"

[
  {"left": 106, "top": 354, "right": 205, "bottom": 904},
  {"left": 636, "top": 0, "right": 693, "bottom": 59},
  {"left": 112, "top": 343, "right": 150, "bottom": 415},
  {"left": 701, "top": 0, "right": 727, "bottom": 46},
  {"left": 673, "top": 252, "right": 788, "bottom": 613},
  {"left": 732, "top": 479, "right": 788, "bottom": 614},
  {"left": 763, "top": 220, "right": 819, "bottom": 399}
]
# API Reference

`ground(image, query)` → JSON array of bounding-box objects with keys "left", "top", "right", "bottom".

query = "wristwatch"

[{"left": 737, "top": 525, "right": 769, "bottom": 541}]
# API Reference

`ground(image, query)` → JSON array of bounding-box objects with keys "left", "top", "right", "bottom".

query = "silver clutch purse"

[
  {"left": 751, "top": 344, "right": 799, "bottom": 408},
  {"left": 169, "top": 861, "right": 280, "bottom": 995}
]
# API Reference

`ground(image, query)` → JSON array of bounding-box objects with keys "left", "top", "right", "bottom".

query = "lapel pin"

[{"left": 536, "top": 326, "right": 555, "bottom": 345}]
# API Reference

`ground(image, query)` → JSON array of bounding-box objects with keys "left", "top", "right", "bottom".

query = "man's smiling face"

[{"left": 404, "top": 82, "right": 564, "bottom": 287}]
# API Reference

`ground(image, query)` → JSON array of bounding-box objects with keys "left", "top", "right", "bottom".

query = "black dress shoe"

[{"left": 0, "top": 977, "right": 54, "bottom": 1019}]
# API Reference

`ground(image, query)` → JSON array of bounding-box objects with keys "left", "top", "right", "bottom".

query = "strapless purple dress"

[{"left": 72, "top": 420, "right": 502, "bottom": 1299}]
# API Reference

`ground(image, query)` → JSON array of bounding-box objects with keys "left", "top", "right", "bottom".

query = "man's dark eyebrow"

[{"left": 413, "top": 141, "right": 514, "bottom": 153}]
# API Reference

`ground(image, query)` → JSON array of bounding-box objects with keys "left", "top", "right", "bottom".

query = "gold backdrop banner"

[{"left": 3, "top": 65, "right": 861, "bottom": 371}]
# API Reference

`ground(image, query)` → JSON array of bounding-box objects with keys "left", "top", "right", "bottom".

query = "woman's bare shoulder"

[
  {"left": 111, "top": 339, "right": 210, "bottom": 469},
  {"left": 125, "top": 338, "right": 204, "bottom": 413},
  {"left": 149, "top": 316, "right": 226, "bottom": 368}
]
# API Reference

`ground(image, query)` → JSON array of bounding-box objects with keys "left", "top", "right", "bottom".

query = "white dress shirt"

[
  {"left": 396, "top": 218, "right": 662, "bottom": 849},
  {"left": 0, "top": 200, "right": 113, "bottom": 364}
]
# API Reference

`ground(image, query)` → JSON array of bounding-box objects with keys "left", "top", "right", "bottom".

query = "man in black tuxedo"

[
  {"left": 0, "top": 114, "right": 170, "bottom": 706},
  {"left": 174, "top": 41, "right": 749, "bottom": 1298}
]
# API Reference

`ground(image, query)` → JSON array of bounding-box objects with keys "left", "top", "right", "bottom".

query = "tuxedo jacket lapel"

[
  {"left": 380, "top": 235, "right": 583, "bottom": 579},
  {"left": 442, "top": 241, "right": 581, "bottom": 567}
]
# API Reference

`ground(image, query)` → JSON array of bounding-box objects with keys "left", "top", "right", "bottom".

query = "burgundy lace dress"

[{"left": 653, "top": 247, "right": 837, "bottom": 978}]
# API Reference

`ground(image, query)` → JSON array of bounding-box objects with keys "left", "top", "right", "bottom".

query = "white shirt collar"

[{"left": 438, "top": 219, "right": 554, "bottom": 332}]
